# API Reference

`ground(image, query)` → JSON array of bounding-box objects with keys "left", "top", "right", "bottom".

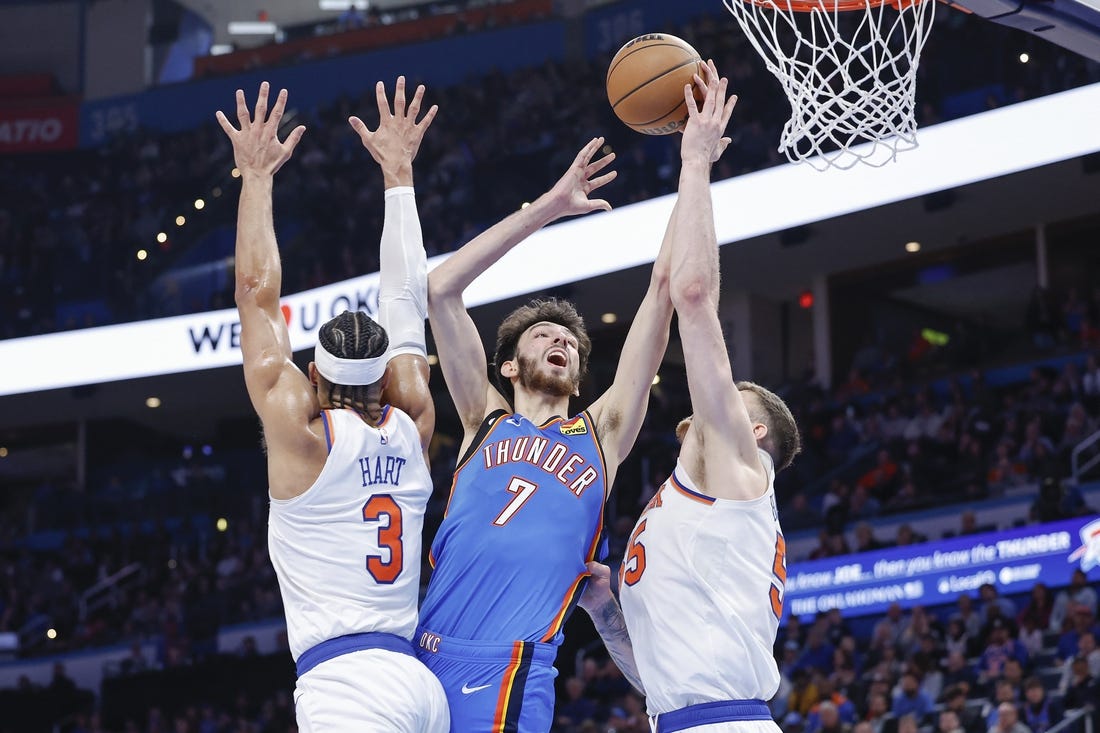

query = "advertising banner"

[
  {"left": 783, "top": 515, "right": 1100, "bottom": 621},
  {"left": 0, "top": 99, "right": 79, "bottom": 153}
]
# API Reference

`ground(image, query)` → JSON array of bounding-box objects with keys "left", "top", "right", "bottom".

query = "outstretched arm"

[
  {"left": 670, "top": 63, "right": 767, "bottom": 499},
  {"left": 349, "top": 76, "right": 438, "bottom": 454},
  {"left": 216, "top": 84, "right": 313, "bottom": 451},
  {"left": 577, "top": 562, "right": 645, "bottom": 694},
  {"left": 428, "top": 138, "right": 617, "bottom": 449},
  {"left": 588, "top": 73, "right": 735, "bottom": 478}
]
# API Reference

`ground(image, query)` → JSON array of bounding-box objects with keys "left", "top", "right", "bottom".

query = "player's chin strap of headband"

[{"left": 314, "top": 343, "right": 389, "bottom": 386}]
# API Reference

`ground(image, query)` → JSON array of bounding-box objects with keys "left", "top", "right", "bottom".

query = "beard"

[{"left": 516, "top": 353, "right": 577, "bottom": 398}]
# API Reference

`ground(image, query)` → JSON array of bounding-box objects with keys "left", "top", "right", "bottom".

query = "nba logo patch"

[
  {"left": 379, "top": 428, "right": 389, "bottom": 445},
  {"left": 560, "top": 417, "right": 588, "bottom": 436}
]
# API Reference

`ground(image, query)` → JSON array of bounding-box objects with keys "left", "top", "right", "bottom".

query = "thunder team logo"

[{"left": 1067, "top": 518, "right": 1100, "bottom": 572}]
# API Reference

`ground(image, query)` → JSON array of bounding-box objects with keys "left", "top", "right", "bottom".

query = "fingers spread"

[
  {"left": 215, "top": 110, "right": 237, "bottom": 137},
  {"left": 375, "top": 80, "right": 391, "bottom": 118},
  {"left": 284, "top": 125, "right": 307, "bottom": 154},
  {"left": 417, "top": 104, "right": 439, "bottom": 132},
  {"left": 235, "top": 89, "right": 250, "bottom": 129},
  {"left": 586, "top": 151, "right": 615, "bottom": 177},
  {"left": 254, "top": 81, "right": 270, "bottom": 125},
  {"left": 588, "top": 170, "right": 617, "bottom": 192},
  {"left": 393, "top": 75, "right": 407, "bottom": 116},
  {"left": 266, "top": 88, "right": 287, "bottom": 134},
  {"left": 408, "top": 83, "right": 425, "bottom": 121}
]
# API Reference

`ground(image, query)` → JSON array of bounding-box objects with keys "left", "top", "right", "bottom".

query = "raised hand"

[
  {"left": 349, "top": 76, "right": 438, "bottom": 187},
  {"left": 545, "top": 137, "right": 617, "bottom": 218},
  {"left": 215, "top": 82, "right": 306, "bottom": 178},
  {"left": 682, "top": 60, "right": 737, "bottom": 165}
]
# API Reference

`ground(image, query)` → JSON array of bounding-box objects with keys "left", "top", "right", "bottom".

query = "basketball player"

[
  {"left": 216, "top": 79, "right": 448, "bottom": 731},
  {"left": 580, "top": 63, "right": 802, "bottom": 733},
  {"left": 415, "top": 133, "right": 677, "bottom": 730}
]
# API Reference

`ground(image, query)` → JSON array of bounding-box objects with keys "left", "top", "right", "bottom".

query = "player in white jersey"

[
  {"left": 217, "top": 78, "right": 448, "bottom": 731},
  {"left": 578, "top": 63, "right": 802, "bottom": 733}
]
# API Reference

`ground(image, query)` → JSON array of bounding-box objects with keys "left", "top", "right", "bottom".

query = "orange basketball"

[{"left": 606, "top": 33, "right": 705, "bottom": 136}]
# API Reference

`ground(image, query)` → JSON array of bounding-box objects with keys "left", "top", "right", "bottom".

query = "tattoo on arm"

[{"left": 590, "top": 597, "right": 645, "bottom": 695}]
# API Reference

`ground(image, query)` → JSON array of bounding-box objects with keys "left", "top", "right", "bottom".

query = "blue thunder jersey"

[{"left": 419, "top": 410, "right": 607, "bottom": 644}]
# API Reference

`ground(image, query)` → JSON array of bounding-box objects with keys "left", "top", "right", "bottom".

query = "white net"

[{"left": 722, "top": 0, "right": 936, "bottom": 170}]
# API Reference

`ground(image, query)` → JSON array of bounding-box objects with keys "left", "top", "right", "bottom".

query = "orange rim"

[{"left": 740, "top": 0, "right": 923, "bottom": 11}]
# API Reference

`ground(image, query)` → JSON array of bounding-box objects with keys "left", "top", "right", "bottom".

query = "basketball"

[{"left": 606, "top": 33, "right": 705, "bottom": 135}]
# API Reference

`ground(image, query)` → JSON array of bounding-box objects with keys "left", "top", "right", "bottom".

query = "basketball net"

[{"left": 722, "top": 0, "right": 935, "bottom": 171}]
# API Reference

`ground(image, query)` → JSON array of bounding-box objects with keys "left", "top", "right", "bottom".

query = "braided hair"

[{"left": 316, "top": 310, "right": 389, "bottom": 416}]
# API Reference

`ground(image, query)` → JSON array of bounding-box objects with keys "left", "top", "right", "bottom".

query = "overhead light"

[
  {"left": 905, "top": 241, "right": 921, "bottom": 253},
  {"left": 652, "top": 374, "right": 661, "bottom": 386},
  {"left": 231, "top": 167, "right": 241, "bottom": 178},
  {"left": 520, "top": 202, "right": 530, "bottom": 209},
  {"left": 1019, "top": 53, "right": 1030, "bottom": 63},
  {"left": 146, "top": 397, "right": 161, "bottom": 408},
  {"left": 601, "top": 312, "right": 618, "bottom": 324},
  {"left": 320, "top": 0, "right": 369, "bottom": 9},
  {"left": 46, "top": 629, "right": 57, "bottom": 640},
  {"left": 137, "top": 249, "right": 148, "bottom": 261},
  {"left": 0, "top": 447, "right": 7, "bottom": 458},
  {"left": 194, "top": 198, "right": 205, "bottom": 210},
  {"left": 228, "top": 21, "right": 278, "bottom": 35},
  {"left": 156, "top": 232, "right": 167, "bottom": 243},
  {"left": 212, "top": 187, "right": 223, "bottom": 197},
  {"left": 426, "top": 354, "right": 439, "bottom": 365},
  {"left": 216, "top": 517, "right": 229, "bottom": 532},
  {"left": 210, "top": 44, "right": 234, "bottom": 56},
  {"left": 175, "top": 215, "right": 186, "bottom": 226}
]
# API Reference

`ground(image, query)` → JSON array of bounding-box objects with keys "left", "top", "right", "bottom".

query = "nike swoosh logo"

[{"left": 461, "top": 683, "right": 493, "bottom": 695}]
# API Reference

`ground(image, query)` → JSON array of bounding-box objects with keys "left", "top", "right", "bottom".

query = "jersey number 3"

[{"left": 363, "top": 495, "right": 403, "bottom": 584}]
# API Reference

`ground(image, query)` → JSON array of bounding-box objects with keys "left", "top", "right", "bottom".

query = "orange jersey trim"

[
  {"left": 541, "top": 572, "right": 587, "bottom": 643},
  {"left": 492, "top": 642, "right": 525, "bottom": 732}
]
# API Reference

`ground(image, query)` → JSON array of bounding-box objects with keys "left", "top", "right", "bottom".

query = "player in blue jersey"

[{"left": 417, "top": 136, "right": 677, "bottom": 731}]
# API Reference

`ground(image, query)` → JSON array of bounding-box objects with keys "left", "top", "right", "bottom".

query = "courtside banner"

[{"left": 783, "top": 515, "right": 1100, "bottom": 622}]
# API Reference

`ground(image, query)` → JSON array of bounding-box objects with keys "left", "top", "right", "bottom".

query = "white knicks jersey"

[
  {"left": 268, "top": 406, "right": 432, "bottom": 661},
  {"left": 618, "top": 450, "right": 785, "bottom": 716}
]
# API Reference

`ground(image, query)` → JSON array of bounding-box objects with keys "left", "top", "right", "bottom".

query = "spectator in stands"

[
  {"left": 1058, "top": 631, "right": 1100, "bottom": 694},
  {"left": 813, "top": 700, "right": 854, "bottom": 733},
  {"left": 1049, "top": 569, "right": 1099, "bottom": 633},
  {"left": 789, "top": 668, "right": 822, "bottom": 718},
  {"left": 979, "top": 584, "right": 1018, "bottom": 627},
  {"left": 1020, "top": 676, "right": 1063, "bottom": 733},
  {"left": 853, "top": 522, "right": 887, "bottom": 553},
  {"left": 977, "top": 618, "right": 1029, "bottom": 690},
  {"left": 986, "top": 679, "right": 1023, "bottom": 730},
  {"left": 892, "top": 670, "right": 935, "bottom": 720},
  {"left": 857, "top": 450, "right": 900, "bottom": 500},
  {"left": 1017, "top": 583, "right": 1053, "bottom": 652},
  {"left": 942, "top": 685, "right": 985, "bottom": 733},
  {"left": 989, "top": 701, "right": 1030, "bottom": 733},
  {"left": 945, "top": 618, "right": 974, "bottom": 659},
  {"left": 797, "top": 626, "right": 838, "bottom": 676},
  {"left": 987, "top": 440, "right": 1027, "bottom": 494},
  {"left": 954, "top": 594, "right": 984, "bottom": 640},
  {"left": 1082, "top": 353, "right": 1100, "bottom": 403},
  {"left": 557, "top": 676, "right": 597, "bottom": 730},
  {"left": 863, "top": 691, "right": 890, "bottom": 733},
  {"left": 1056, "top": 606, "right": 1100, "bottom": 663},
  {"left": 895, "top": 524, "right": 926, "bottom": 547},
  {"left": 897, "top": 713, "right": 921, "bottom": 733},
  {"left": 940, "top": 710, "right": 967, "bottom": 733},
  {"left": 849, "top": 486, "right": 883, "bottom": 521},
  {"left": 1061, "top": 654, "right": 1098, "bottom": 709},
  {"left": 942, "top": 650, "right": 979, "bottom": 697}
]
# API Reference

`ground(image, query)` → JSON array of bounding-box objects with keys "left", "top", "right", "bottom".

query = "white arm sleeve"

[{"left": 378, "top": 186, "right": 428, "bottom": 360}]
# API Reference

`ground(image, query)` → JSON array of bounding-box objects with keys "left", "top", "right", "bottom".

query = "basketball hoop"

[{"left": 723, "top": 0, "right": 936, "bottom": 170}]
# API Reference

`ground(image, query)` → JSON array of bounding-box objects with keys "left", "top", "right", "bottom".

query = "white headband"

[{"left": 313, "top": 343, "right": 389, "bottom": 386}]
